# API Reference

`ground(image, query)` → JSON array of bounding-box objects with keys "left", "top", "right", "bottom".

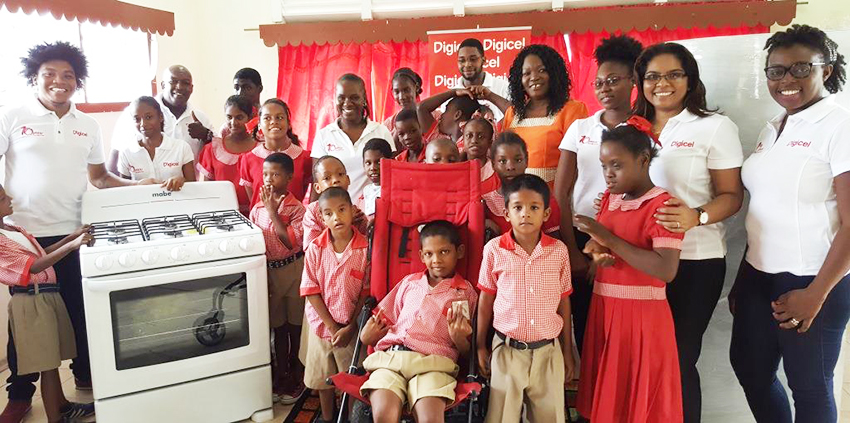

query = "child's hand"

[
  {"left": 162, "top": 176, "right": 185, "bottom": 191},
  {"left": 477, "top": 347, "right": 491, "bottom": 379},
  {"left": 574, "top": 215, "right": 614, "bottom": 248},
  {"left": 331, "top": 324, "right": 356, "bottom": 348},
  {"left": 72, "top": 231, "right": 93, "bottom": 249},
  {"left": 583, "top": 239, "right": 615, "bottom": 268},
  {"left": 563, "top": 348, "right": 577, "bottom": 387},
  {"left": 360, "top": 309, "right": 390, "bottom": 346},
  {"left": 467, "top": 85, "right": 492, "bottom": 100},
  {"left": 593, "top": 192, "right": 604, "bottom": 212},
  {"left": 447, "top": 307, "right": 472, "bottom": 346},
  {"left": 260, "top": 185, "right": 283, "bottom": 212},
  {"left": 71, "top": 225, "right": 92, "bottom": 239}
]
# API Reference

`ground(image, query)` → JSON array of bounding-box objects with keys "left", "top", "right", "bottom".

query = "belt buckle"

[{"left": 514, "top": 339, "right": 529, "bottom": 351}]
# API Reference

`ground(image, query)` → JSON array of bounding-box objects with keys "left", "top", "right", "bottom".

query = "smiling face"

[
  {"left": 462, "top": 120, "right": 493, "bottom": 161},
  {"left": 319, "top": 196, "right": 354, "bottom": 235},
  {"left": 392, "top": 77, "right": 418, "bottom": 109},
  {"left": 419, "top": 234, "right": 463, "bottom": 282},
  {"left": 394, "top": 118, "right": 423, "bottom": 152},
  {"left": 492, "top": 143, "right": 527, "bottom": 182},
  {"left": 599, "top": 140, "right": 649, "bottom": 195},
  {"left": 225, "top": 104, "right": 250, "bottom": 135},
  {"left": 132, "top": 101, "right": 163, "bottom": 140},
  {"left": 521, "top": 54, "right": 550, "bottom": 101},
  {"left": 313, "top": 158, "right": 351, "bottom": 193},
  {"left": 35, "top": 60, "right": 77, "bottom": 107},
  {"left": 0, "top": 186, "right": 13, "bottom": 219},
  {"left": 642, "top": 54, "right": 688, "bottom": 114},
  {"left": 161, "top": 67, "right": 193, "bottom": 109},
  {"left": 505, "top": 188, "right": 550, "bottom": 237},
  {"left": 766, "top": 44, "right": 832, "bottom": 115},
  {"left": 363, "top": 149, "right": 383, "bottom": 185},
  {"left": 457, "top": 46, "right": 485, "bottom": 82},
  {"left": 595, "top": 61, "right": 634, "bottom": 111},
  {"left": 336, "top": 80, "right": 367, "bottom": 123},
  {"left": 259, "top": 103, "right": 289, "bottom": 141}
]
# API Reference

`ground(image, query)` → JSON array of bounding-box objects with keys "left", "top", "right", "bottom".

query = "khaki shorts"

[
  {"left": 9, "top": 291, "right": 76, "bottom": 375},
  {"left": 361, "top": 350, "right": 459, "bottom": 408},
  {"left": 267, "top": 257, "right": 304, "bottom": 328},
  {"left": 303, "top": 327, "right": 360, "bottom": 390}
]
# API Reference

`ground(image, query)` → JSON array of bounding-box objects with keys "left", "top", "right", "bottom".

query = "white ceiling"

[{"left": 274, "top": 0, "right": 708, "bottom": 23}]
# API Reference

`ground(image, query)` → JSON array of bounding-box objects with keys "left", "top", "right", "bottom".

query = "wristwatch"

[{"left": 695, "top": 207, "right": 709, "bottom": 226}]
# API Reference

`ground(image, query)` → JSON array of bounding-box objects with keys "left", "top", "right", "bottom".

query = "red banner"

[{"left": 426, "top": 27, "right": 531, "bottom": 93}]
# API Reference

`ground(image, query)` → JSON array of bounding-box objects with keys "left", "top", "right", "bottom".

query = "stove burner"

[
  {"left": 193, "top": 210, "right": 252, "bottom": 234},
  {"left": 89, "top": 219, "right": 144, "bottom": 246},
  {"left": 108, "top": 236, "right": 129, "bottom": 245},
  {"left": 164, "top": 230, "right": 183, "bottom": 238},
  {"left": 107, "top": 228, "right": 126, "bottom": 237},
  {"left": 216, "top": 224, "right": 234, "bottom": 232}
]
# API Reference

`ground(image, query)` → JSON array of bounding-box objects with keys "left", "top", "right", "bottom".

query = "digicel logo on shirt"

[
  {"left": 162, "top": 162, "right": 180, "bottom": 168},
  {"left": 787, "top": 140, "right": 811, "bottom": 148},
  {"left": 579, "top": 136, "right": 598, "bottom": 146},
  {"left": 671, "top": 141, "right": 695, "bottom": 148},
  {"left": 73, "top": 130, "right": 88, "bottom": 137},
  {"left": 326, "top": 143, "right": 343, "bottom": 152},
  {"left": 20, "top": 126, "right": 44, "bottom": 137},
  {"left": 128, "top": 164, "right": 145, "bottom": 174}
]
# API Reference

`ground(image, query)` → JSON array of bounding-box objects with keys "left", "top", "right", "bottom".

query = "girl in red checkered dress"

[{"left": 573, "top": 119, "right": 685, "bottom": 423}]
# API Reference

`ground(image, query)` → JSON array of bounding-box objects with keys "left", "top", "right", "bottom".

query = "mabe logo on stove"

[{"left": 152, "top": 191, "right": 172, "bottom": 198}]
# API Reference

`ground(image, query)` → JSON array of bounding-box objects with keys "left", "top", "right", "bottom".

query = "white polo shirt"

[
  {"left": 448, "top": 71, "right": 511, "bottom": 122},
  {"left": 648, "top": 110, "right": 744, "bottom": 260},
  {"left": 0, "top": 97, "right": 105, "bottom": 237},
  {"left": 111, "top": 95, "right": 213, "bottom": 161},
  {"left": 310, "top": 119, "right": 395, "bottom": 199},
  {"left": 742, "top": 96, "right": 850, "bottom": 276},
  {"left": 117, "top": 135, "right": 194, "bottom": 182},
  {"left": 559, "top": 110, "right": 608, "bottom": 219}
]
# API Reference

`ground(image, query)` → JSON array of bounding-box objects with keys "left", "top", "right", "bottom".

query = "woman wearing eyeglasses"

[
  {"left": 632, "top": 42, "right": 745, "bottom": 423},
  {"left": 730, "top": 25, "right": 850, "bottom": 423},
  {"left": 554, "top": 35, "right": 643, "bottom": 355}
]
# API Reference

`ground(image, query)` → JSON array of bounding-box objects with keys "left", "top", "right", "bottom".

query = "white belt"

[{"left": 593, "top": 282, "right": 667, "bottom": 300}]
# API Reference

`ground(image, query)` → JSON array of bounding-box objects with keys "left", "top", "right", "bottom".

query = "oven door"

[{"left": 83, "top": 255, "right": 269, "bottom": 400}]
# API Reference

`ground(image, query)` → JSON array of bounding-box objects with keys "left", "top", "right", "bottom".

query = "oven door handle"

[{"left": 83, "top": 255, "right": 266, "bottom": 292}]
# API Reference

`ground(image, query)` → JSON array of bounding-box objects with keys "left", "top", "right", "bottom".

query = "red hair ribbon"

[{"left": 626, "top": 115, "right": 661, "bottom": 147}]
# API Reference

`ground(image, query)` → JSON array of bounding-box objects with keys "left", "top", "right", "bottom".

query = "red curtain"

[
  {"left": 568, "top": 25, "right": 769, "bottom": 114},
  {"left": 277, "top": 25, "right": 766, "bottom": 151}
]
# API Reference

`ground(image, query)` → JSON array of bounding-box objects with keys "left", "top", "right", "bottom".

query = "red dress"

[
  {"left": 238, "top": 142, "right": 312, "bottom": 207},
  {"left": 577, "top": 187, "right": 684, "bottom": 423},
  {"left": 198, "top": 137, "right": 257, "bottom": 215}
]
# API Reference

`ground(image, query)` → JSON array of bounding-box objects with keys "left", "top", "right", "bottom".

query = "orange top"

[{"left": 503, "top": 100, "right": 588, "bottom": 178}]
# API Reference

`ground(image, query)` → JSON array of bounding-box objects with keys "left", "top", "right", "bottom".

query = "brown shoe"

[{"left": 0, "top": 400, "right": 32, "bottom": 423}]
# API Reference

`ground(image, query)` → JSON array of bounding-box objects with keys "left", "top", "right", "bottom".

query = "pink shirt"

[
  {"left": 0, "top": 225, "right": 57, "bottom": 286},
  {"left": 374, "top": 272, "right": 478, "bottom": 361},
  {"left": 300, "top": 229, "right": 370, "bottom": 340},
  {"left": 477, "top": 232, "right": 572, "bottom": 342},
  {"left": 249, "top": 192, "right": 306, "bottom": 260}
]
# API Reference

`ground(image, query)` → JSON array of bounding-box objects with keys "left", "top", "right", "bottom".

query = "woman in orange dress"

[{"left": 503, "top": 44, "right": 588, "bottom": 186}]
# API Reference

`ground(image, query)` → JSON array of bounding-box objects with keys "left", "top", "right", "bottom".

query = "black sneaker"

[
  {"left": 60, "top": 402, "right": 95, "bottom": 422},
  {"left": 74, "top": 377, "right": 92, "bottom": 391}
]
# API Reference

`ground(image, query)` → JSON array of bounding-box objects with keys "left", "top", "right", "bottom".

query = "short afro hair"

[
  {"left": 318, "top": 186, "right": 352, "bottom": 206},
  {"left": 233, "top": 68, "right": 262, "bottom": 87},
  {"left": 459, "top": 38, "right": 485, "bottom": 56},
  {"left": 502, "top": 174, "right": 550, "bottom": 209},
  {"left": 764, "top": 24, "right": 846, "bottom": 94},
  {"left": 313, "top": 155, "right": 346, "bottom": 179},
  {"left": 394, "top": 108, "right": 419, "bottom": 124},
  {"left": 363, "top": 138, "right": 393, "bottom": 159},
  {"left": 601, "top": 125, "right": 658, "bottom": 161},
  {"left": 264, "top": 152, "right": 295, "bottom": 175},
  {"left": 490, "top": 131, "right": 528, "bottom": 160},
  {"left": 508, "top": 44, "right": 571, "bottom": 121},
  {"left": 445, "top": 95, "right": 479, "bottom": 122},
  {"left": 419, "top": 220, "right": 462, "bottom": 248},
  {"left": 595, "top": 35, "right": 643, "bottom": 69},
  {"left": 21, "top": 41, "right": 88, "bottom": 88}
]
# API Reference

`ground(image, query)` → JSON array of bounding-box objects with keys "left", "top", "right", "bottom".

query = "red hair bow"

[{"left": 626, "top": 115, "right": 661, "bottom": 146}]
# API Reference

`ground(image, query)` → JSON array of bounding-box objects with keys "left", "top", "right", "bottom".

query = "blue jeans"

[{"left": 730, "top": 260, "right": 850, "bottom": 423}]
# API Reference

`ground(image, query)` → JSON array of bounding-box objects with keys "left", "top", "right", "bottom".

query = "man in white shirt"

[
  {"left": 0, "top": 41, "right": 150, "bottom": 423},
  {"left": 107, "top": 65, "right": 214, "bottom": 172},
  {"left": 448, "top": 38, "right": 511, "bottom": 120}
]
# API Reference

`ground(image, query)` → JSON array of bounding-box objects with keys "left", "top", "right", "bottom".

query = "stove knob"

[
  {"left": 170, "top": 247, "right": 188, "bottom": 261},
  {"left": 95, "top": 255, "right": 113, "bottom": 271},
  {"left": 198, "top": 243, "right": 214, "bottom": 257},
  {"left": 238, "top": 238, "right": 254, "bottom": 252},
  {"left": 219, "top": 240, "right": 233, "bottom": 254},
  {"left": 118, "top": 252, "right": 136, "bottom": 267},
  {"left": 141, "top": 250, "right": 159, "bottom": 264}
]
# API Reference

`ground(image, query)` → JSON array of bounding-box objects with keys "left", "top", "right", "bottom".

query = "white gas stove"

[{"left": 80, "top": 182, "right": 273, "bottom": 423}]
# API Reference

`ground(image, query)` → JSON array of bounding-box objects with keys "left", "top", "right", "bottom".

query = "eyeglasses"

[
  {"left": 764, "top": 62, "right": 826, "bottom": 81},
  {"left": 591, "top": 75, "right": 627, "bottom": 89},
  {"left": 644, "top": 70, "right": 687, "bottom": 84}
]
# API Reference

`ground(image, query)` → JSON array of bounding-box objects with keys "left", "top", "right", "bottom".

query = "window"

[{"left": 0, "top": 5, "right": 155, "bottom": 108}]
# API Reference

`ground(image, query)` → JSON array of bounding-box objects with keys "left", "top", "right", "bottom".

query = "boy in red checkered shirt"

[
  {"left": 302, "top": 155, "right": 369, "bottom": 246},
  {"left": 476, "top": 174, "right": 575, "bottom": 423},
  {"left": 300, "top": 187, "right": 370, "bottom": 423},
  {"left": 359, "top": 220, "right": 478, "bottom": 421},
  {"left": 248, "top": 152, "right": 307, "bottom": 404}
]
